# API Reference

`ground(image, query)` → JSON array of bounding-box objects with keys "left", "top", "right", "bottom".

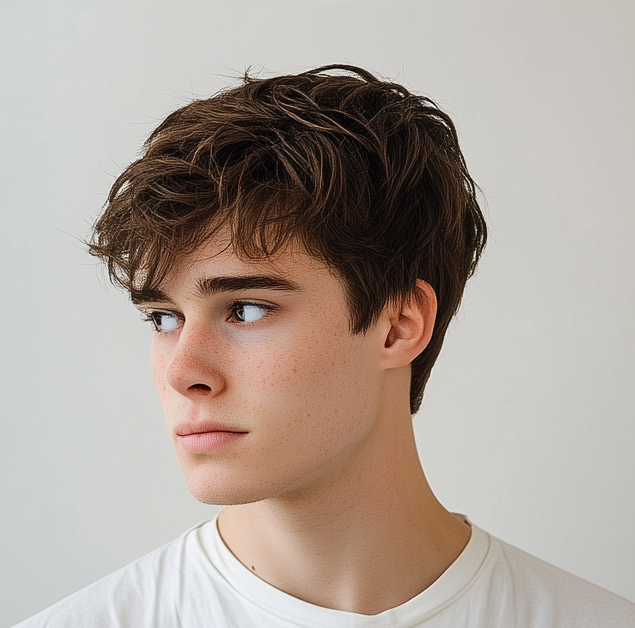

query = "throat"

[{"left": 217, "top": 473, "right": 471, "bottom": 614}]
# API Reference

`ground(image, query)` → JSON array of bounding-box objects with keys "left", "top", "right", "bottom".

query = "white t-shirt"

[{"left": 14, "top": 518, "right": 635, "bottom": 627}]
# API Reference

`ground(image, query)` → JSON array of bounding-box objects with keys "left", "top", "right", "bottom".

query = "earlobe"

[{"left": 383, "top": 280, "right": 437, "bottom": 368}]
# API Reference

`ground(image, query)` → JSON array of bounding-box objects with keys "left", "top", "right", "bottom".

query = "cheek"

[
  {"left": 150, "top": 338, "right": 171, "bottom": 398},
  {"left": 241, "top": 324, "right": 378, "bottom": 431}
]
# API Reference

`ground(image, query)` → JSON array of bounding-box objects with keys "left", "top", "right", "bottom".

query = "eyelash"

[
  {"left": 226, "top": 301, "right": 276, "bottom": 324},
  {"left": 140, "top": 310, "right": 181, "bottom": 333},
  {"left": 140, "top": 301, "right": 276, "bottom": 332}
]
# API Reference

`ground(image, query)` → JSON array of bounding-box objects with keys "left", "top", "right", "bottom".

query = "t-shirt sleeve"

[{"left": 11, "top": 546, "right": 180, "bottom": 628}]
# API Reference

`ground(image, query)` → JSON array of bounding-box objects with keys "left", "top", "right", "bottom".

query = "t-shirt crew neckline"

[{"left": 198, "top": 516, "right": 490, "bottom": 627}]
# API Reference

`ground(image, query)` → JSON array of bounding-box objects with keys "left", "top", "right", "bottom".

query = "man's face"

[{"left": 137, "top": 235, "right": 392, "bottom": 505}]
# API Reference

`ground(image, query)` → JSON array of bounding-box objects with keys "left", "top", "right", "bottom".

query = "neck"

[{"left": 218, "top": 400, "right": 470, "bottom": 615}]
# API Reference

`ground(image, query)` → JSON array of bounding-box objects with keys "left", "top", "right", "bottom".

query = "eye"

[
  {"left": 142, "top": 310, "right": 181, "bottom": 332},
  {"left": 227, "top": 302, "right": 273, "bottom": 324}
]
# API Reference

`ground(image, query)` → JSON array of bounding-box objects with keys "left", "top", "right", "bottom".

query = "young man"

[{"left": 15, "top": 65, "right": 635, "bottom": 627}]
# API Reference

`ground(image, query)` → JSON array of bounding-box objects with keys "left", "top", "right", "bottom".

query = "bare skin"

[
  {"left": 139, "top": 234, "right": 471, "bottom": 615},
  {"left": 219, "top": 421, "right": 470, "bottom": 614}
]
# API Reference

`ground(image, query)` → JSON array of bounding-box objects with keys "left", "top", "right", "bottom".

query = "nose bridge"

[{"left": 166, "top": 319, "right": 223, "bottom": 395}]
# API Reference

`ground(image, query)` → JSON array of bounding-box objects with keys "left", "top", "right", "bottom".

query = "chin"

[{"left": 183, "top": 466, "right": 278, "bottom": 507}]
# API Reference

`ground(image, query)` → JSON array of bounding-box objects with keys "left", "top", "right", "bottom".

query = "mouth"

[{"left": 174, "top": 421, "right": 248, "bottom": 454}]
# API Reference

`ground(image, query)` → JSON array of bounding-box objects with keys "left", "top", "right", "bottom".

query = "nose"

[{"left": 160, "top": 321, "right": 226, "bottom": 397}]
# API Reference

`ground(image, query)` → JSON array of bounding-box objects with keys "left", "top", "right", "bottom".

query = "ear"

[{"left": 382, "top": 279, "right": 437, "bottom": 369}]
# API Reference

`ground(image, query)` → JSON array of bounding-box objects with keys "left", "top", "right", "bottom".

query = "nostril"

[{"left": 188, "top": 383, "right": 212, "bottom": 392}]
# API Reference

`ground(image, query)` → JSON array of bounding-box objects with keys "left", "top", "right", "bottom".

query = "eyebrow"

[
  {"left": 131, "top": 274, "right": 301, "bottom": 305},
  {"left": 195, "top": 274, "right": 302, "bottom": 297},
  {"left": 131, "top": 287, "right": 172, "bottom": 305}
]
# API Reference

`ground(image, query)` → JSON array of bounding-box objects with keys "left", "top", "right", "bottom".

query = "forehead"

[{"left": 152, "top": 232, "right": 343, "bottom": 302}]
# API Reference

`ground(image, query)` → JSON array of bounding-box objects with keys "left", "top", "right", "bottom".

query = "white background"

[{"left": 1, "top": 1, "right": 634, "bottom": 624}]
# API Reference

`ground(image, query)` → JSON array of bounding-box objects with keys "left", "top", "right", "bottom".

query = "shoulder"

[
  {"left": 12, "top": 520, "right": 215, "bottom": 628},
  {"left": 477, "top": 529, "right": 635, "bottom": 627}
]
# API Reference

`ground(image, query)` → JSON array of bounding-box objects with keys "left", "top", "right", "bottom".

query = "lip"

[
  {"left": 175, "top": 421, "right": 248, "bottom": 454},
  {"left": 175, "top": 420, "right": 245, "bottom": 437}
]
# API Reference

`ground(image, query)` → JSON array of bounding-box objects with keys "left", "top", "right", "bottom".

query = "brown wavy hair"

[{"left": 89, "top": 64, "right": 487, "bottom": 413}]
